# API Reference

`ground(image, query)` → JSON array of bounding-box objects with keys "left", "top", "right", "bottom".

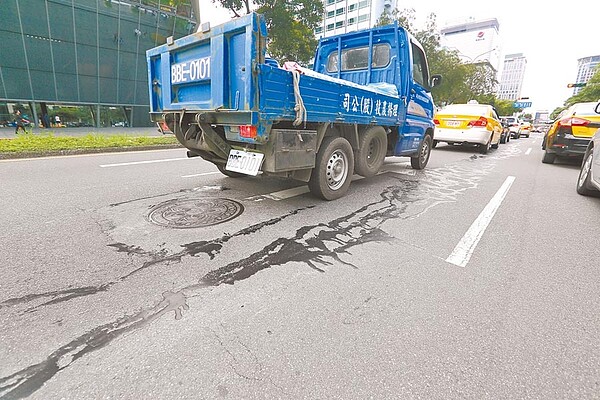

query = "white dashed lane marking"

[
  {"left": 100, "top": 157, "right": 191, "bottom": 167},
  {"left": 446, "top": 176, "right": 516, "bottom": 268}
]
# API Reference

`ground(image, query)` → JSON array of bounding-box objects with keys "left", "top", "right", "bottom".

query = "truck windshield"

[{"left": 327, "top": 44, "right": 390, "bottom": 72}]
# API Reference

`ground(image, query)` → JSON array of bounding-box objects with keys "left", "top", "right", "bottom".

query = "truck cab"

[{"left": 313, "top": 26, "right": 440, "bottom": 156}]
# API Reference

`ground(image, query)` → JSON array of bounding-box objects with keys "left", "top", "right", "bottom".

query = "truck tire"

[
  {"left": 410, "top": 134, "right": 432, "bottom": 170},
  {"left": 308, "top": 136, "right": 354, "bottom": 200},
  {"left": 354, "top": 126, "right": 387, "bottom": 177}
]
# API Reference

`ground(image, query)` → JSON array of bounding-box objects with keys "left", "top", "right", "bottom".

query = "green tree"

[
  {"left": 374, "top": 7, "right": 410, "bottom": 28},
  {"left": 494, "top": 99, "right": 517, "bottom": 116},
  {"left": 550, "top": 106, "right": 567, "bottom": 120},
  {"left": 565, "top": 67, "right": 600, "bottom": 107},
  {"left": 548, "top": 67, "right": 600, "bottom": 119},
  {"left": 214, "top": 0, "right": 323, "bottom": 65}
]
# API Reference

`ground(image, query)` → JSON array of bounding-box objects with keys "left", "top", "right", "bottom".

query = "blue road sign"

[{"left": 514, "top": 101, "right": 532, "bottom": 108}]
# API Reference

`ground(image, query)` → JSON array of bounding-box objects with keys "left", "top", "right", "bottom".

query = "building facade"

[
  {"left": 497, "top": 53, "right": 527, "bottom": 101},
  {"left": 0, "top": 0, "right": 197, "bottom": 128},
  {"left": 439, "top": 18, "right": 501, "bottom": 73},
  {"left": 315, "top": 0, "right": 397, "bottom": 38},
  {"left": 573, "top": 55, "right": 600, "bottom": 95}
]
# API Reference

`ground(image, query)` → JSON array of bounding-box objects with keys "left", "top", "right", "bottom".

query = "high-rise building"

[
  {"left": 534, "top": 110, "right": 550, "bottom": 124},
  {"left": 0, "top": 0, "right": 197, "bottom": 128},
  {"left": 572, "top": 55, "right": 600, "bottom": 94},
  {"left": 439, "top": 18, "right": 501, "bottom": 73},
  {"left": 315, "top": 0, "right": 397, "bottom": 38},
  {"left": 497, "top": 53, "right": 527, "bottom": 101}
]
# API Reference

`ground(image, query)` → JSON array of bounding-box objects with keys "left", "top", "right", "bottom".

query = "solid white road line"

[
  {"left": 100, "top": 157, "right": 190, "bottom": 167},
  {"left": 446, "top": 176, "right": 516, "bottom": 268},
  {"left": 182, "top": 171, "right": 221, "bottom": 178},
  {"left": 525, "top": 148, "right": 532, "bottom": 155},
  {"left": 262, "top": 186, "right": 310, "bottom": 200}
]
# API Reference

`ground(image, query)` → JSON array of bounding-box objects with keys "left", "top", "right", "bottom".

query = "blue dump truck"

[{"left": 147, "top": 13, "right": 441, "bottom": 200}]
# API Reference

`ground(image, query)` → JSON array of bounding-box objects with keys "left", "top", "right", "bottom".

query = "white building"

[
  {"left": 315, "top": 0, "right": 397, "bottom": 38},
  {"left": 497, "top": 53, "right": 527, "bottom": 100},
  {"left": 573, "top": 55, "right": 600, "bottom": 94},
  {"left": 439, "top": 18, "right": 501, "bottom": 73}
]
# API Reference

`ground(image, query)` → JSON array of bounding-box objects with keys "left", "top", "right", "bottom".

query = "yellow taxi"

[
  {"left": 433, "top": 101, "right": 503, "bottom": 154},
  {"left": 542, "top": 101, "right": 600, "bottom": 164},
  {"left": 519, "top": 121, "right": 533, "bottom": 138}
]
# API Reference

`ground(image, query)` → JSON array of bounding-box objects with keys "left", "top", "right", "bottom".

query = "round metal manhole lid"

[{"left": 147, "top": 198, "right": 244, "bottom": 228}]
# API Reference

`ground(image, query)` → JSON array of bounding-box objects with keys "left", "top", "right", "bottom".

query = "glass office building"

[{"left": 0, "top": 0, "right": 197, "bottom": 127}]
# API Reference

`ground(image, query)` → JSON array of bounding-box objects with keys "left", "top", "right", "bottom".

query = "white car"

[
  {"left": 576, "top": 102, "right": 600, "bottom": 196},
  {"left": 500, "top": 116, "right": 522, "bottom": 139}
]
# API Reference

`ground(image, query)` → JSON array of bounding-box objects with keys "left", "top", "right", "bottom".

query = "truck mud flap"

[
  {"left": 171, "top": 116, "right": 231, "bottom": 161},
  {"left": 263, "top": 129, "right": 317, "bottom": 172}
]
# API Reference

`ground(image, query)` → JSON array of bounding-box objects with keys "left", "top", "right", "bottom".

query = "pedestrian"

[{"left": 14, "top": 110, "right": 27, "bottom": 134}]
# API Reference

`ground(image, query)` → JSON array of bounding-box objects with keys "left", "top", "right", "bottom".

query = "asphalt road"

[{"left": 1, "top": 132, "right": 599, "bottom": 399}]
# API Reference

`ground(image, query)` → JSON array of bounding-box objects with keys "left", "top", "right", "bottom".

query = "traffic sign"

[{"left": 514, "top": 101, "right": 532, "bottom": 108}]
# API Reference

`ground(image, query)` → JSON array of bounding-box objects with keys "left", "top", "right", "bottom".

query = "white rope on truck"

[
  {"left": 284, "top": 62, "right": 307, "bottom": 127},
  {"left": 291, "top": 69, "right": 306, "bottom": 126}
]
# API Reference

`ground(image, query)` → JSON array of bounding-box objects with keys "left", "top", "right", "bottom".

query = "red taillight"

[
  {"left": 558, "top": 117, "right": 590, "bottom": 127},
  {"left": 468, "top": 117, "right": 488, "bottom": 127},
  {"left": 158, "top": 121, "right": 172, "bottom": 134},
  {"left": 433, "top": 118, "right": 440, "bottom": 125},
  {"left": 239, "top": 125, "right": 257, "bottom": 138}
]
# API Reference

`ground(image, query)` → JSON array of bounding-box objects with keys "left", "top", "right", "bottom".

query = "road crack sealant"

[{"left": 0, "top": 147, "right": 522, "bottom": 399}]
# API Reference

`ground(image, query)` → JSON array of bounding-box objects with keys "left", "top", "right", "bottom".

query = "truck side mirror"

[{"left": 430, "top": 74, "right": 442, "bottom": 88}]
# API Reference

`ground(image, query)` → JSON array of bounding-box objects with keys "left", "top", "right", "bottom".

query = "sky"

[{"left": 197, "top": 0, "right": 599, "bottom": 114}]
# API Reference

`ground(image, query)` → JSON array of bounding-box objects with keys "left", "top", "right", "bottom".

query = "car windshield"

[{"left": 570, "top": 102, "right": 600, "bottom": 116}]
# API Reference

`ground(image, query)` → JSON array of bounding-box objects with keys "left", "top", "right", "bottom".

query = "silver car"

[{"left": 576, "top": 101, "right": 600, "bottom": 196}]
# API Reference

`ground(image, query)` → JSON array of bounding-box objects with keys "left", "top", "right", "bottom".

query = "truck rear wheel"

[
  {"left": 410, "top": 134, "right": 432, "bottom": 170},
  {"left": 354, "top": 126, "right": 387, "bottom": 177},
  {"left": 308, "top": 136, "right": 354, "bottom": 200}
]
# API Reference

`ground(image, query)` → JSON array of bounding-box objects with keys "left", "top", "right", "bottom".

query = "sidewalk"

[{"left": 0, "top": 126, "right": 164, "bottom": 139}]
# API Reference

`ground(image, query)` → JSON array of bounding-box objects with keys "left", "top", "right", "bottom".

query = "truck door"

[{"left": 398, "top": 40, "right": 435, "bottom": 153}]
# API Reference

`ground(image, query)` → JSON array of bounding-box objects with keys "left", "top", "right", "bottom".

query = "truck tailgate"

[{"left": 146, "top": 13, "right": 266, "bottom": 115}]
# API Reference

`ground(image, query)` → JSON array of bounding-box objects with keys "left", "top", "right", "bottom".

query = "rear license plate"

[
  {"left": 446, "top": 120, "right": 461, "bottom": 127},
  {"left": 171, "top": 56, "right": 211, "bottom": 85},
  {"left": 226, "top": 149, "right": 264, "bottom": 176}
]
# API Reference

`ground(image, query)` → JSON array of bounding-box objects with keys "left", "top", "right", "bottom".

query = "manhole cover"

[{"left": 148, "top": 198, "right": 244, "bottom": 228}]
